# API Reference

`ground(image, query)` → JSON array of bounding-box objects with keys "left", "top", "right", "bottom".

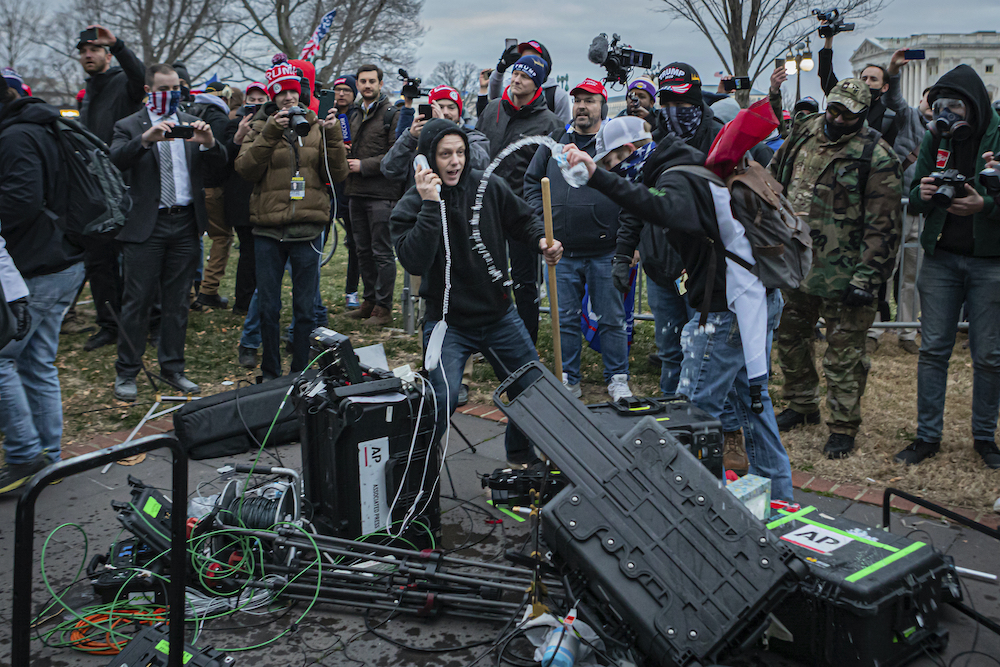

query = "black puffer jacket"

[
  {"left": 0, "top": 98, "right": 84, "bottom": 278},
  {"left": 523, "top": 128, "right": 621, "bottom": 257},
  {"left": 391, "top": 120, "right": 545, "bottom": 327},
  {"left": 591, "top": 136, "right": 728, "bottom": 314}
]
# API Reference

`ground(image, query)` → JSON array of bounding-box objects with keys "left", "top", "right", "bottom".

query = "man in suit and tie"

[{"left": 110, "top": 63, "right": 226, "bottom": 401}]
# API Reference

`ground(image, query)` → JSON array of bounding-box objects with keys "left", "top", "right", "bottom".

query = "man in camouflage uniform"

[{"left": 769, "top": 78, "right": 903, "bottom": 459}]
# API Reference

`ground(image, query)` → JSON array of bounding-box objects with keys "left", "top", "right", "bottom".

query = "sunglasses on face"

[{"left": 827, "top": 105, "right": 861, "bottom": 121}]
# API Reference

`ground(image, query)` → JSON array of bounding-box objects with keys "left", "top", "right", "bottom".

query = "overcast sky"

[{"left": 411, "top": 0, "right": 1000, "bottom": 103}]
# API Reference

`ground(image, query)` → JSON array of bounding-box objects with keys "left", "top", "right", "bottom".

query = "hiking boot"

[
  {"left": 608, "top": 374, "right": 633, "bottom": 402},
  {"left": 238, "top": 345, "right": 258, "bottom": 369},
  {"left": 363, "top": 305, "right": 392, "bottom": 327},
  {"left": 83, "top": 328, "right": 116, "bottom": 352},
  {"left": 345, "top": 292, "right": 360, "bottom": 310},
  {"left": 113, "top": 375, "right": 138, "bottom": 402},
  {"left": 346, "top": 300, "right": 374, "bottom": 320},
  {"left": 724, "top": 429, "right": 748, "bottom": 475},
  {"left": 61, "top": 312, "right": 95, "bottom": 335},
  {"left": 894, "top": 439, "right": 940, "bottom": 465},
  {"left": 898, "top": 339, "right": 919, "bottom": 355},
  {"left": 974, "top": 440, "right": 1000, "bottom": 469},
  {"left": 196, "top": 293, "right": 229, "bottom": 309},
  {"left": 0, "top": 454, "right": 47, "bottom": 495},
  {"left": 775, "top": 408, "right": 821, "bottom": 432},
  {"left": 824, "top": 433, "right": 855, "bottom": 459},
  {"left": 457, "top": 383, "right": 469, "bottom": 406}
]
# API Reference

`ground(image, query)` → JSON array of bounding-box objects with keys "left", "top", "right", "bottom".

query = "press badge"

[{"left": 290, "top": 173, "right": 305, "bottom": 200}]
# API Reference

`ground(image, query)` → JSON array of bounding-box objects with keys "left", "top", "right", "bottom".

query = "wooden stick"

[{"left": 540, "top": 177, "right": 562, "bottom": 381}]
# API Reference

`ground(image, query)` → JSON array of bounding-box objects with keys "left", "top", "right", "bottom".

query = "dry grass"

[{"left": 51, "top": 241, "right": 998, "bottom": 515}]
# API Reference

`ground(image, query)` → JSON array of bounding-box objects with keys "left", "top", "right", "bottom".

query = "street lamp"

[{"left": 784, "top": 37, "right": 814, "bottom": 102}]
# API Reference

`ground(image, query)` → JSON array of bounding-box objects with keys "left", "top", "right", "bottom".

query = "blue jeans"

[
  {"left": 646, "top": 276, "right": 693, "bottom": 395},
  {"left": 0, "top": 262, "right": 85, "bottom": 465},
  {"left": 240, "top": 240, "right": 327, "bottom": 350},
  {"left": 552, "top": 253, "right": 629, "bottom": 385},
  {"left": 678, "top": 305, "right": 793, "bottom": 501},
  {"left": 255, "top": 236, "right": 320, "bottom": 378},
  {"left": 722, "top": 289, "right": 784, "bottom": 431},
  {"left": 916, "top": 250, "right": 1000, "bottom": 443},
  {"left": 423, "top": 307, "right": 538, "bottom": 460}
]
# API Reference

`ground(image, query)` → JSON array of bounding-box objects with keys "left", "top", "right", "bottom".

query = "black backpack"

[{"left": 50, "top": 115, "right": 131, "bottom": 240}]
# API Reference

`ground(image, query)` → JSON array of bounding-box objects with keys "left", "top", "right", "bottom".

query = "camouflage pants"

[{"left": 775, "top": 289, "right": 877, "bottom": 436}]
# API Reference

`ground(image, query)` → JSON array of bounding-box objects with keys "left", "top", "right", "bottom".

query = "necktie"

[{"left": 159, "top": 139, "right": 176, "bottom": 208}]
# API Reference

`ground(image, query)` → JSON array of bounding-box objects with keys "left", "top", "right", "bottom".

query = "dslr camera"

[
  {"left": 813, "top": 8, "right": 855, "bottom": 38},
  {"left": 928, "top": 169, "right": 969, "bottom": 208},
  {"left": 397, "top": 68, "right": 422, "bottom": 99},
  {"left": 978, "top": 167, "right": 1000, "bottom": 197},
  {"left": 286, "top": 106, "right": 311, "bottom": 137},
  {"left": 588, "top": 33, "right": 653, "bottom": 86}
]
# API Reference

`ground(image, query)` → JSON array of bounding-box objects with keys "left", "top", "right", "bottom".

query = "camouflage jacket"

[{"left": 769, "top": 113, "right": 902, "bottom": 299}]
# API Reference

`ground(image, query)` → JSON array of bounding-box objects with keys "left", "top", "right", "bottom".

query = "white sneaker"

[
  {"left": 608, "top": 374, "right": 633, "bottom": 402},
  {"left": 562, "top": 373, "right": 582, "bottom": 398}
]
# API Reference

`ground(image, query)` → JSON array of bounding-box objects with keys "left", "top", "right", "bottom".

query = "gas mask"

[{"left": 928, "top": 98, "right": 972, "bottom": 141}]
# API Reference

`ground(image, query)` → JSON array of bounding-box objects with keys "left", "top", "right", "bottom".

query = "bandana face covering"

[
  {"left": 667, "top": 105, "right": 703, "bottom": 138},
  {"left": 611, "top": 141, "right": 656, "bottom": 182},
  {"left": 146, "top": 90, "right": 181, "bottom": 117}
]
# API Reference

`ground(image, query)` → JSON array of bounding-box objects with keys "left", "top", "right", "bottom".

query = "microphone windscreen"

[{"left": 588, "top": 34, "right": 610, "bottom": 66}]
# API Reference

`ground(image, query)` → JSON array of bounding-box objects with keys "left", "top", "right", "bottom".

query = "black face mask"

[
  {"left": 869, "top": 87, "right": 883, "bottom": 104},
  {"left": 180, "top": 85, "right": 192, "bottom": 102},
  {"left": 824, "top": 118, "right": 862, "bottom": 141}
]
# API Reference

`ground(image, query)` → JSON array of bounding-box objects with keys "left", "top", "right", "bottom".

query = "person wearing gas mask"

[
  {"left": 109, "top": 64, "right": 227, "bottom": 402},
  {"left": 769, "top": 78, "right": 902, "bottom": 460},
  {"left": 893, "top": 64, "right": 1000, "bottom": 470},
  {"left": 390, "top": 119, "right": 563, "bottom": 466},
  {"left": 234, "top": 55, "right": 349, "bottom": 381}
]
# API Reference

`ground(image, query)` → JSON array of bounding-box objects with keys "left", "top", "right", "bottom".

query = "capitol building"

[{"left": 849, "top": 31, "right": 1000, "bottom": 102}]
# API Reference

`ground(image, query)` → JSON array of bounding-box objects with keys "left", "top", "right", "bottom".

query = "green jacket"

[
  {"left": 908, "top": 112, "right": 1000, "bottom": 256},
  {"left": 770, "top": 114, "right": 903, "bottom": 298}
]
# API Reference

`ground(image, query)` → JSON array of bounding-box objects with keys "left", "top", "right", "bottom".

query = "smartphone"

[
  {"left": 317, "top": 89, "right": 337, "bottom": 119},
  {"left": 505, "top": 38, "right": 518, "bottom": 50},
  {"left": 723, "top": 77, "right": 752, "bottom": 92},
  {"left": 243, "top": 104, "right": 261, "bottom": 118},
  {"left": 79, "top": 27, "right": 99, "bottom": 44},
  {"left": 418, "top": 103, "right": 433, "bottom": 120},
  {"left": 164, "top": 123, "right": 195, "bottom": 140},
  {"left": 904, "top": 49, "right": 925, "bottom": 60},
  {"left": 775, "top": 57, "right": 786, "bottom": 70}
]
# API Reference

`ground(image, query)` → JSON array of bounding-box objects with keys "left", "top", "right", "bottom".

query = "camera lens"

[{"left": 932, "top": 184, "right": 956, "bottom": 208}]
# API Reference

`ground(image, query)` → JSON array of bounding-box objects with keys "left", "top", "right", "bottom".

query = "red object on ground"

[{"left": 725, "top": 470, "right": 740, "bottom": 483}]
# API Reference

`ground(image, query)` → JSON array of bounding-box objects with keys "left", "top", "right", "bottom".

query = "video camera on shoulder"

[
  {"left": 813, "top": 7, "right": 855, "bottom": 38},
  {"left": 286, "top": 106, "right": 311, "bottom": 137},
  {"left": 929, "top": 169, "right": 969, "bottom": 208},
  {"left": 398, "top": 68, "right": 422, "bottom": 99},
  {"left": 588, "top": 33, "right": 653, "bottom": 86}
]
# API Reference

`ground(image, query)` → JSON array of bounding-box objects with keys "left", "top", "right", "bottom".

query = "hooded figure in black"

[{"left": 390, "top": 119, "right": 562, "bottom": 465}]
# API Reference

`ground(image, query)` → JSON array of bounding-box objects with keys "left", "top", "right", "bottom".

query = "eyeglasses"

[{"left": 826, "top": 104, "right": 861, "bottom": 121}]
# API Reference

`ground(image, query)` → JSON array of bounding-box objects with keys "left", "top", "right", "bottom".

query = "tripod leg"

[{"left": 449, "top": 418, "right": 477, "bottom": 454}]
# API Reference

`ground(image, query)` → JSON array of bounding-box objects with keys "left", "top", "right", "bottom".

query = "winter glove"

[
  {"left": 612, "top": 254, "right": 632, "bottom": 294},
  {"left": 9, "top": 298, "right": 30, "bottom": 341},
  {"left": 842, "top": 285, "right": 875, "bottom": 308},
  {"left": 496, "top": 45, "right": 520, "bottom": 74}
]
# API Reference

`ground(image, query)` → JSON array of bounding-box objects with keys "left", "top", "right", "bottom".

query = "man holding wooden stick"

[{"left": 390, "top": 120, "right": 562, "bottom": 466}]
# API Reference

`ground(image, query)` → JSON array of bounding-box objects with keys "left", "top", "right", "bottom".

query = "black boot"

[
  {"left": 824, "top": 433, "right": 855, "bottom": 459},
  {"left": 775, "top": 408, "right": 821, "bottom": 432}
]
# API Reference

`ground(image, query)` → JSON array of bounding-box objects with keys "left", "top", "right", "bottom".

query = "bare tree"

[
  {"left": 230, "top": 0, "right": 424, "bottom": 87},
  {"left": 657, "top": 0, "right": 887, "bottom": 105},
  {"left": 429, "top": 60, "right": 478, "bottom": 110},
  {"left": 0, "top": 0, "right": 45, "bottom": 68}
]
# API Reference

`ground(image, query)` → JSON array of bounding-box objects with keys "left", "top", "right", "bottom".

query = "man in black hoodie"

[
  {"left": 476, "top": 54, "right": 562, "bottom": 343},
  {"left": 390, "top": 119, "right": 563, "bottom": 465},
  {"left": 894, "top": 65, "right": 1000, "bottom": 469},
  {"left": 562, "top": 137, "right": 795, "bottom": 501},
  {"left": 0, "top": 89, "right": 86, "bottom": 493},
  {"left": 76, "top": 24, "right": 146, "bottom": 352}
]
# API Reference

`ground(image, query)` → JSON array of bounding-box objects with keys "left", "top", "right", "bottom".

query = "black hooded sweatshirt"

[
  {"left": 79, "top": 39, "right": 146, "bottom": 146},
  {"left": 925, "top": 64, "right": 996, "bottom": 256},
  {"left": 0, "top": 98, "right": 85, "bottom": 278},
  {"left": 590, "top": 136, "right": 728, "bottom": 313},
  {"left": 390, "top": 119, "right": 545, "bottom": 327}
]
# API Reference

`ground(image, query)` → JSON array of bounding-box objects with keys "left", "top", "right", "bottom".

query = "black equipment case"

[
  {"left": 585, "top": 397, "right": 724, "bottom": 479},
  {"left": 296, "top": 375, "right": 440, "bottom": 547},
  {"left": 495, "top": 362, "right": 806, "bottom": 667},
  {"left": 766, "top": 506, "right": 958, "bottom": 666}
]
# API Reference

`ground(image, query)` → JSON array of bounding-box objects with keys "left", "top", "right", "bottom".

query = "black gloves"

[
  {"left": 842, "top": 285, "right": 875, "bottom": 308},
  {"left": 612, "top": 254, "right": 632, "bottom": 294},
  {"left": 10, "top": 298, "right": 30, "bottom": 341},
  {"left": 496, "top": 45, "right": 520, "bottom": 74}
]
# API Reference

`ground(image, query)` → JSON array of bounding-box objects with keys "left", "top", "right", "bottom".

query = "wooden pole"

[{"left": 540, "top": 177, "right": 562, "bottom": 381}]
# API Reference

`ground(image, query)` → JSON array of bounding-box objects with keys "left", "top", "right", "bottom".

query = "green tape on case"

[
  {"left": 844, "top": 541, "right": 926, "bottom": 583},
  {"left": 487, "top": 501, "right": 526, "bottom": 523},
  {"left": 155, "top": 639, "right": 193, "bottom": 664},
  {"left": 143, "top": 496, "right": 162, "bottom": 518},
  {"left": 788, "top": 515, "right": 898, "bottom": 552},
  {"left": 766, "top": 505, "right": 816, "bottom": 529}
]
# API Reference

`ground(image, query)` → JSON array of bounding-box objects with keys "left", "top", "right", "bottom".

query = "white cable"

[{"left": 384, "top": 374, "right": 428, "bottom": 538}]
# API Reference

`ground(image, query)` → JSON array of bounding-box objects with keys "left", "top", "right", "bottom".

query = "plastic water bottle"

[
  {"left": 541, "top": 627, "right": 580, "bottom": 667},
  {"left": 553, "top": 152, "right": 590, "bottom": 189}
]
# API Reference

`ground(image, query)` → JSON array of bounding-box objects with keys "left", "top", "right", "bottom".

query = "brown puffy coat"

[{"left": 235, "top": 106, "right": 349, "bottom": 241}]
